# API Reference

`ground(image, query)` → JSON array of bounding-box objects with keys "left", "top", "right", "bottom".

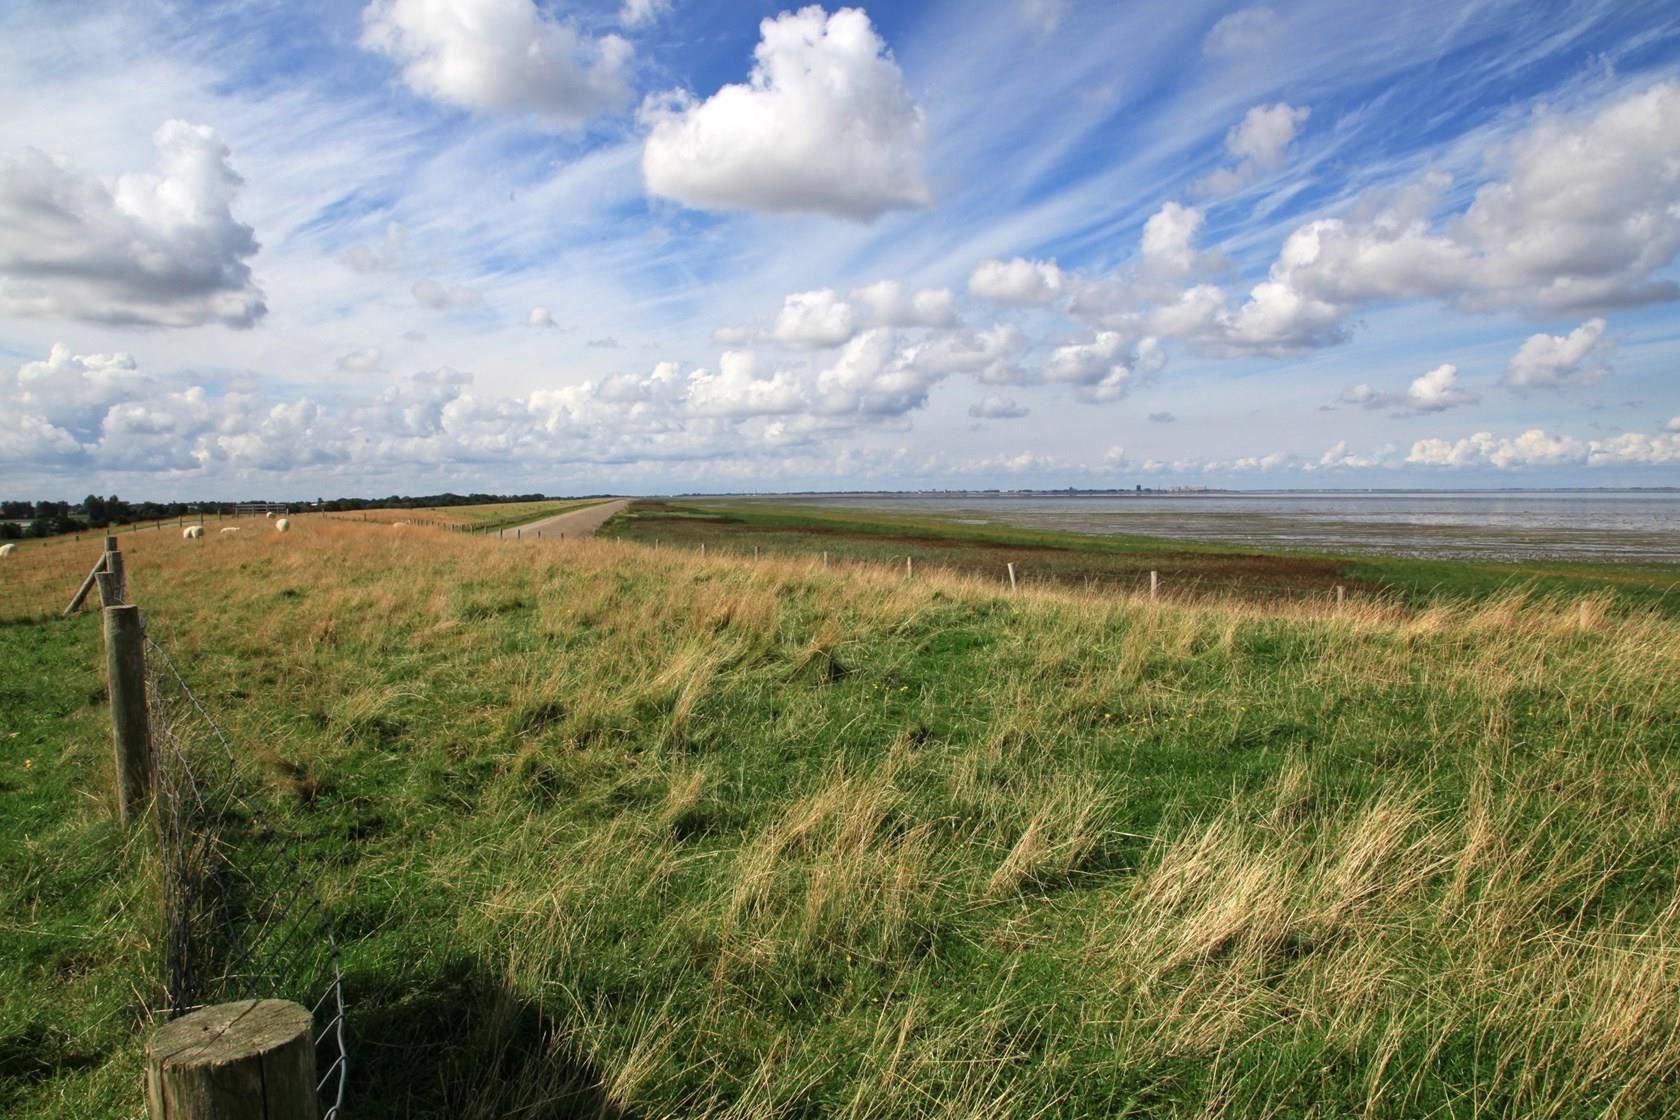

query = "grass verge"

[{"left": 3, "top": 518, "right": 1678, "bottom": 1117}]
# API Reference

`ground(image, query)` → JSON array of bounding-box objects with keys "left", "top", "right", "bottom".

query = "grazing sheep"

[
  {"left": 183, "top": 525, "right": 204, "bottom": 539},
  {"left": 220, "top": 527, "right": 242, "bottom": 534},
  {"left": 0, "top": 543, "right": 16, "bottom": 556},
  {"left": 274, "top": 518, "right": 290, "bottom": 533}
]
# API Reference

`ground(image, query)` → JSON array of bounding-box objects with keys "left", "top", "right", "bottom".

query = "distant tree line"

[
  {"left": 315, "top": 492, "right": 560, "bottom": 512},
  {"left": 1, "top": 495, "right": 215, "bottom": 539},
  {"left": 1, "top": 492, "right": 611, "bottom": 540}
]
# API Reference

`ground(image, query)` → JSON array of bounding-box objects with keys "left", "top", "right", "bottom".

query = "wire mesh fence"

[{"left": 145, "top": 630, "right": 347, "bottom": 1117}]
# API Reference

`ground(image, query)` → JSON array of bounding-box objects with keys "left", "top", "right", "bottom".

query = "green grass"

[
  {"left": 3, "top": 519, "right": 1679, "bottom": 1117},
  {"left": 599, "top": 499, "right": 1680, "bottom": 612}
]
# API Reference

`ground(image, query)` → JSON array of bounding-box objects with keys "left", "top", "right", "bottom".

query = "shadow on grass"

[{"left": 348, "top": 954, "right": 630, "bottom": 1120}]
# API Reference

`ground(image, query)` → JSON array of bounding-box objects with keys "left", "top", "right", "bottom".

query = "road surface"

[{"left": 507, "top": 499, "right": 631, "bottom": 540}]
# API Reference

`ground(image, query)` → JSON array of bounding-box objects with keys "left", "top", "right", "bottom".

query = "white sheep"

[
  {"left": 274, "top": 518, "right": 290, "bottom": 533},
  {"left": 0, "top": 542, "right": 16, "bottom": 556},
  {"left": 183, "top": 525, "right": 204, "bottom": 539},
  {"left": 220, "top": 526, "right": 242, "bottom": 534}
]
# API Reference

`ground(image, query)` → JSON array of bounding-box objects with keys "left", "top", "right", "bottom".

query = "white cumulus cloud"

[
  {"left": 0, "top": 121, "right": 264, "bottom": 328},
  {"left": 1407, "top": 428, "right": 1587, "bottom": 469},
  {"left": 360, "top": 0, "right": 633, "bottom": 126},
  {"left": 770, "top": 288, "right": 858, "bottom": 349},
  {"left": 684, "top": 351, "right": 805, "bottom": 418},
  {"left": 1196, "top": 102, "right": 1310, "bottom": 196},
  {"left": 1042, "top": 331, "right": 1164, "bottom": 402},
  {"left": 969, "top": 257, "right": 1066, "bottom": 306},
  {"left": 849, "top": 279, "right": 959, "bottom": 328},
  {"left": 640, "top": 6, "right": 928, "bottom": 220},
  {"left": 1343, "top": 363, "right": 1479, "bottom": 413},
  {"left": 1503, "top": 318, "right": 1611, "bottom": 390}
]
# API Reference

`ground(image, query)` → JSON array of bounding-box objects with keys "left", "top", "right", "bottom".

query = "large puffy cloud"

[
  {"left": 813, "top": 328, "right": 942, "bottom": 416},
  {"left": 684, "top": 351, "right": 805, "bottom": 417},
  {"left": 1342, "top": 363, "right": 1479, "bottom": 414},
  {"left": 770, "top": 289, "right": 858, "bottom": 348},
  {"left": 359, "top": 0, "right": 632, "bottom": 126},
  {"left": 1412, "top": 425, "right": 1680, "bottom": 469},
  {"left": 0, "top": 121, "right": 264, "bottom": 328},
  {"left": 1407, "top": 428, "right": 1587, "bottom": 468},
  {"left": 10, "top": 344, "right": 149, "bottom": 440},
  {"left": 905, "top": 323, "right": 1026, "bottom": 384},
  {"left": 1503, "top": 318, "right": 1611, "bottom": 390},
  {"left": 1251, "top": 84, "right": 1680, "bottom": 321},
  {"left": 1103, "top": 84, "right": 1680, "bottom": 358},
  {"left": 1139, "top": 203, "right": 1212, "bottom": 279},
  {"left": 640, "top": 7, "right": 928, "bottom": 220},
  {"left": 1196, "top": 102, "right": 1310, "bottom": 196},
  {"left": 1587, "top": 430, "right": 1680, "bottom": 465},
  {"left": 849, "top": 280, "right": 959, "bottom": 328},
  {"left": 969, "top": 257, "right": 1066, "bottom": 306},
  {"left": 1041, "top": 331, "right": 1164, "bottom": 402}
]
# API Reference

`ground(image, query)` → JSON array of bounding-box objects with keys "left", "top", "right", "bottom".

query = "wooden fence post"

[
  {"left": 906, "top": 556, "right": 913, "bottom": 578},
  {"left": 101, "top": 601, "right": 151, "bottom": 824},
  {"left": 104, "top": 537, "right": 125, "bottom": 605},
  {"left": 700, "top": 542, "right": 706, "bottom": 558},
  {"left": 145, "top": 999, "right": 319, "bottom": 1120},
  {"left": 1149, "top": 570, "right": 1159, "bottom": 601},
  {"left": 821, "top": 551, "right": 827, "bottom": 567},
  {"left": 66, "top": 551, "right": 108, "bottom": 615},
  {"left": 1336, "top": 585, "right": 1345, "bottom": 608},
  {"left": 1007, "top": 562, "right": 1017, "bottom": 592}
]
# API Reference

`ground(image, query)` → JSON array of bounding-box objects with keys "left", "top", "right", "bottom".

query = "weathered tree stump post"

[
  {"left": 101, "top": 601, "right": 151, "bottom": 823},
  {"left": 1149, "top": 570, "right": 1159, "bottom": 601},
  {"left": 145, "top": 999, "right": 319, "bottom": 1120},
  {"left": 1007, "top": 562, "right": 1017, "bottom": 592}
]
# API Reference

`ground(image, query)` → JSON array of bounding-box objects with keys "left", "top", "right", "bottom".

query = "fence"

[{"left": 63, "top": 535, "right": 348, "bottom": 1117}]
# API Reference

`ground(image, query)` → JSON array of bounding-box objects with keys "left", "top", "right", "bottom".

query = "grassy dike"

[{"left": 3, "top": 516, "right": 1679, "bottom": 1117}]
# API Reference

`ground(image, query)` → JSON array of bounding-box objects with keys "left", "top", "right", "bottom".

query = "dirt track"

[{"left": 506, "top": 499, "right": 631, "bottom": 540}]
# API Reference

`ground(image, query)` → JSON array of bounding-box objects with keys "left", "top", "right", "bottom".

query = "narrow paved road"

[{"left": 507, "top": 499, "right": 631, "bottom": 540}]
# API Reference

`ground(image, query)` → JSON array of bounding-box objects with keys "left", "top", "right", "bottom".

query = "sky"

[{"left": 1, "top": 0, "right": 1678, "bottom": 500}]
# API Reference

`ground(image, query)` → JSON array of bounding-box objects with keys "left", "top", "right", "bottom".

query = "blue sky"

[{"left": 1, "top": 0, "right": 1678, "bottom": 499}]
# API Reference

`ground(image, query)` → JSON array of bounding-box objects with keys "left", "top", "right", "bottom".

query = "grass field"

[
  {"left": 333, "top": 498, "right": 606, "bottom": 532},
  {"left": 600, "top": 499, "right": 1680, "bottom": 612},
  {"left": 3, "top": 514, "right": 1679, "bottom": 1117}
]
